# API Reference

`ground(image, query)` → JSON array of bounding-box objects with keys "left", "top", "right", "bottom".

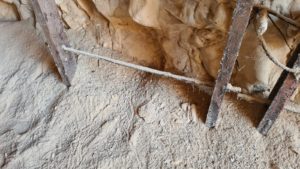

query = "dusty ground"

[{"left": 0, "top": 0, "right": 300, "bottom": 169}]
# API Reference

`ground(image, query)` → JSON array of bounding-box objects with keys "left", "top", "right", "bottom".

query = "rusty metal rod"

[
  {"left": 257, "top": 44, "right": 300, "bottom": 135},
  {"left": 205, "top": 0, "right": 255, "bottom": 128},
  {"left": 32, "top": 0, "right": 77, "bottom": 86}
]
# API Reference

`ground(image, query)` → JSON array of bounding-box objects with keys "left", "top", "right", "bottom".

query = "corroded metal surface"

[
  {"left": 258, "top": 44, "right": 300, "bottom": 135},
  {"left": 32, "top": 0, "right": 77, "bottom": 86},
  {"left": 205, "top": 0, "right": 254, "bottom": 128}
]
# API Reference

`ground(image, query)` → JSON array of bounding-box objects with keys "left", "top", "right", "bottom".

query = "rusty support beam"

[
  {"left": 257, "top": 44, "right": 300, "bottom": 135},
  {"left": 32, "top": 0, "right": 76, "bottom": 86},
  {"left": 205, "top": 0, "right": 254, "bottom": 128}
]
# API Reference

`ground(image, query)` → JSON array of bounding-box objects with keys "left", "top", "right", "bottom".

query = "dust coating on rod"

[{"left": 62, "top": 45, "right": 213, "bottom": 86}]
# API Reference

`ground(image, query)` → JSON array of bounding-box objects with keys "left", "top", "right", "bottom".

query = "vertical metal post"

[
  {"left": 257, "top": 45, "right": 300, "bottom": 135},
  {"left": 32, "top": 0, "right": 77, "bottom": 86},
  {"left": 205, "top": 0, "right": 254, "bottom": 128}
]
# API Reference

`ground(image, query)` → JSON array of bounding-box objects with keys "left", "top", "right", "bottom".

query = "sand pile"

[{"left": 0, "top": 0, "right": 299, "bottom": 168}]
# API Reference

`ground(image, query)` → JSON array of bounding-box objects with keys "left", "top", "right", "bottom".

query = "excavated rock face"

[
  {"left": 126, "top": 0, "right": 300, "bottom": 95},
  {"left": 1, "top": 0, "right": 34, "bottom": 21},
  {"left": 1, "top": 0, "right": 300, "bottom": 96},
  {"left": 65, "top": 0, "right": 300, "bottom": 96},
  {"left": 0, "top": 1, "right": 19, "bottom": 21},
  {"left": 237, "top": 0, "right": 300, "bottom": 95}
]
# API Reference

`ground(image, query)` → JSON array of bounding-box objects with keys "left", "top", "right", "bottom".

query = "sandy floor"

[{"left": 0, "top": 16, "right": 299, "bottom": 169}]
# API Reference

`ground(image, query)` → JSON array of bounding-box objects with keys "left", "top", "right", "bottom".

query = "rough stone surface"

[{"left": 0, "top": 0, "right": 299, "bottom": 168}]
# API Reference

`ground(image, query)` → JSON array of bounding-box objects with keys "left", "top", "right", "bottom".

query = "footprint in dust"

[
  {"left": 12, "top": 120, "right": 33, "bottom": 135},
  {"left": 0, "top": 117, "right": 38, "bottom": 136},
  {"left": 13, "top": 115, "right": 40, "bottom": 135}
]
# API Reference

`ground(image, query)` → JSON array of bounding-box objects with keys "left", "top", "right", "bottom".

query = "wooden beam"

[
  {"left": 32, "top": 0, "right": 76, "bottom": 86},
  {"left": 257, "top": 44, "right": 300, "bottom": 135},
  {"left": 205, "top": 0, "right": 254, "bottom": 128}
]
